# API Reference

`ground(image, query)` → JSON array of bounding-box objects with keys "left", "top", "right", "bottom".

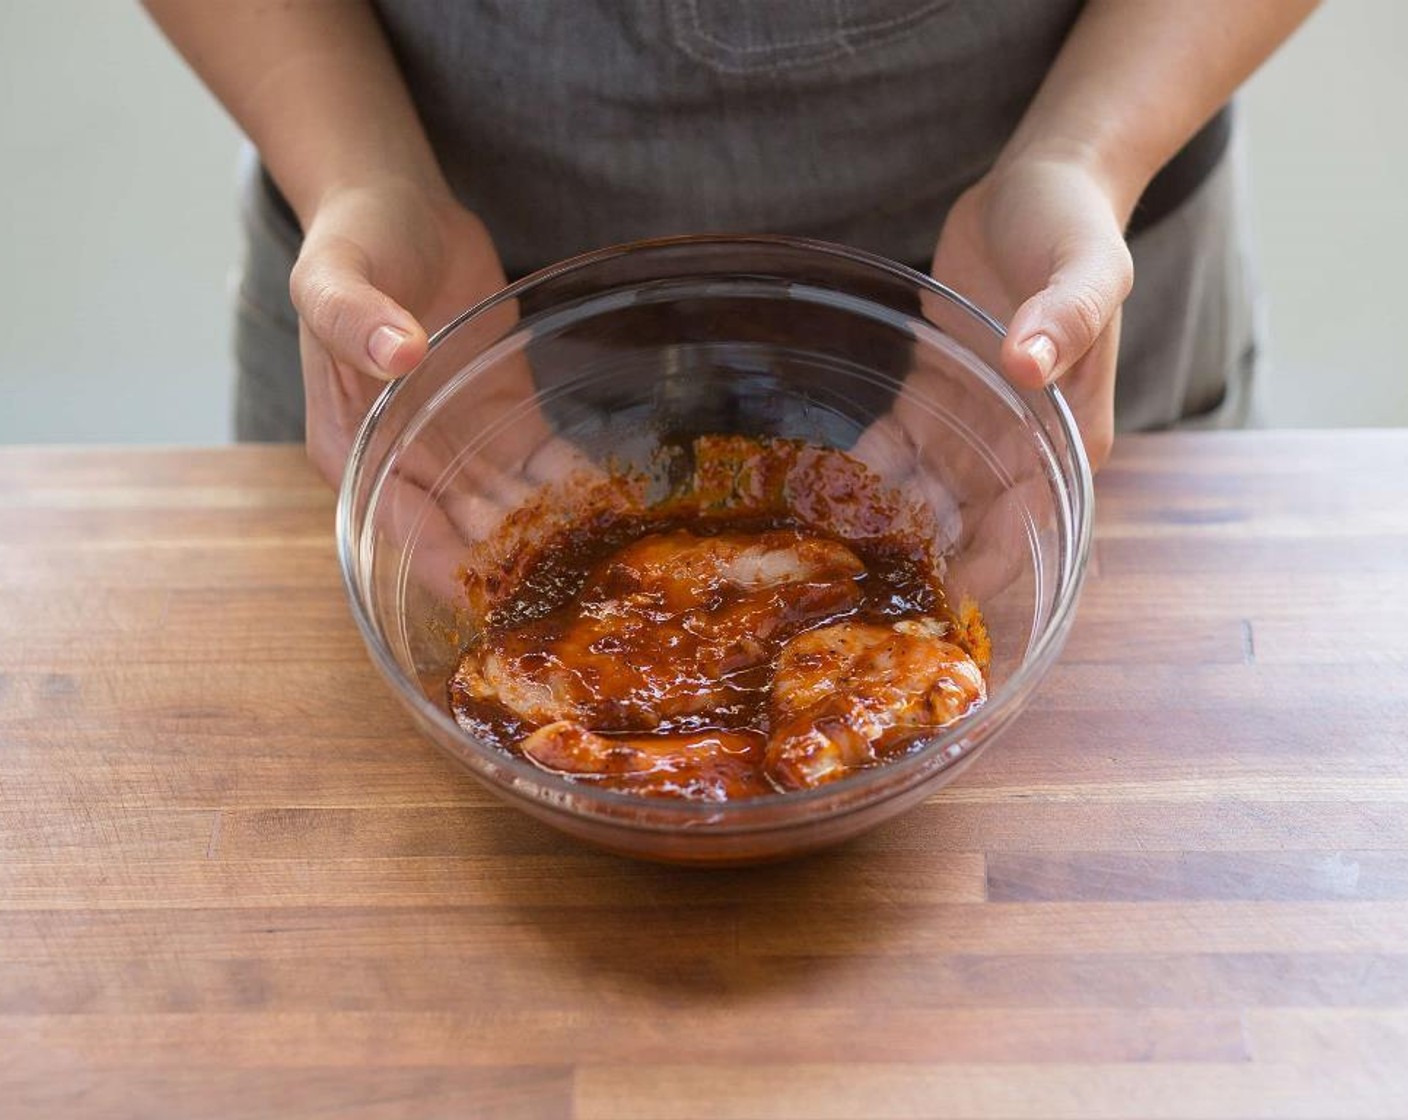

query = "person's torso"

[{"left": 373, "top": 0, "right": 1084, "bottom": 274}]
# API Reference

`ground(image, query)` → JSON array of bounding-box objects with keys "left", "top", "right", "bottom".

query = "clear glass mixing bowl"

[{"left": 338, "top": 235, "right": 1092, "bottom": 864}]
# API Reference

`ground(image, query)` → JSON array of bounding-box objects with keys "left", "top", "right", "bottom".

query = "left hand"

[
  {"left": 851, "top": 155, "right": 1136, "bottom": 604},
  {"left": 929, "top": 154, "right": 1134, "bottom": 469}
]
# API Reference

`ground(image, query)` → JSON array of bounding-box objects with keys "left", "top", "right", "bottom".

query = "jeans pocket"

[{"left": 667, "top": 0, "right": 955, "bottom": 75}]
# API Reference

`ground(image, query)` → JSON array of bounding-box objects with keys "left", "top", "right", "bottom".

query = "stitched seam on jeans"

[
  {"left": 668, "top": 10, "right": 853, "bottom": 73},
  {"left": 669, "top": 0, "right": 951, "bottom": 74},
  {"left": 680, "top": 0, "right": 948, "bottom": 51}
]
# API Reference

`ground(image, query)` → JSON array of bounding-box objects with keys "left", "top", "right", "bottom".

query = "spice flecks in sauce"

[{"left": 449, "top": 437, "right": 987, "bottom": 800}]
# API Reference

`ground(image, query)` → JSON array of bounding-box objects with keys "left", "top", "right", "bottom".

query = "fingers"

[
  {"left": 370, "top": 462, "right": 477, "bottom": 606},
  {"left": 1001, "top": 236, "right": 1132, "bottom": 390},
  {"left": 290, "top": 236, "right": 429, "bottom": 381},
  {"left": 298, "top": 321, "right": 378, "bottom": 488},
  {"left": 1057, "top": 311, "right": 1121, "bottom": 471}
]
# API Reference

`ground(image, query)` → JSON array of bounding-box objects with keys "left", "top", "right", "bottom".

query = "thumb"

[
  {"left": 289, "top": 238, "right": 429, "bottom": 380},
  {"left": 1001, "top": 238, "right": 1133, "bottom": 389}
]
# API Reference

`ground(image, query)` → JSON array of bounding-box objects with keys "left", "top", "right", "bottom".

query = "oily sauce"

[
  {"left": 449, "top": 510, "right": 981, "bottom": 800},
  {"left": 447, "top": 435, "right": 987, "bottom": 801}
]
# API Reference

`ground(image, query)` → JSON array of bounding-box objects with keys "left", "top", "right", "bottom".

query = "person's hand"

[
  {"left": 929, "top": 154, "right": 1134, "bottom": 470},
  {"left": 290, "top": 179, "right": 597, "bottom": 603},
  {"left": 289, "top": 177, "right": 510, "bottom": 486},
  {"left": 851, "top": 154, "right": 1133, "bottom": 608}
]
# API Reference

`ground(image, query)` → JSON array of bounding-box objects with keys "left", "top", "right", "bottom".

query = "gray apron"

[{"left": 233, "top": 0, "right": 1257, "bottom": 441}]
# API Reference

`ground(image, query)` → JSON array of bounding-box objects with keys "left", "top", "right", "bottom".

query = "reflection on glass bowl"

[{"left": 338, "top": 235, "right": 1092, "bottom": 865}]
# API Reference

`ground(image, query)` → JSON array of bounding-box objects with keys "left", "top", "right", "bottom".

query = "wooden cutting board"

[{"left": 2, "top": 432, "right": 1407, "bottom": 1119}]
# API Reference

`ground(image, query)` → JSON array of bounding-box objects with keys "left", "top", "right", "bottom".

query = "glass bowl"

[{"left": 338, "top": 235, "right": 1092, "bottom": 865}]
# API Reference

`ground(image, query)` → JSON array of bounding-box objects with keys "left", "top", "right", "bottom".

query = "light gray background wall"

[
  {"left": 2, "top": 2, "right": 242, "bottom": 442},
  {"left": 1, "top": 1, "right": 1404, "bottom": 444},
  {"left": 1242, "top": 0, "right": 1408, "bottom": 428}
]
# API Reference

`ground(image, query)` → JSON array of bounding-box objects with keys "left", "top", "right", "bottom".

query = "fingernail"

[
  {"left": 1022, "top": 333, "right": 1058, "bottom": 382},
  {"left": 368, "top": 325, "right": 408, "bottom": 374}
]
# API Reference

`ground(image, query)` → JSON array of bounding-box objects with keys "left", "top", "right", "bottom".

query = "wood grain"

[{"left": 2, "top": 433, "right": 1407, "bottom": 1119}]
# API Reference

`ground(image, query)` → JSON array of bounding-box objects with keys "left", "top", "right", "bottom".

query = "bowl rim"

[{"left": 338, "top": 233, "right": 1094, "bottom": 832}]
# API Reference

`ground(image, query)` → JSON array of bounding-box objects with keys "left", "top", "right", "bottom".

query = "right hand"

[
  {"left": 289, "top": 177, "right": 510, "bottom": 487},
  {"left": 290, "top": 179, "right": 597, "bottom": 603}
]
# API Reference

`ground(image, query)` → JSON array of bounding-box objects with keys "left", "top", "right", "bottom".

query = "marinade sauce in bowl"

[{"left": 339, "top": 236, "right": 1091, "bottom": 864}]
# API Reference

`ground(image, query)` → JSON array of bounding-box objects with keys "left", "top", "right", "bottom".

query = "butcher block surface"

[{"left": 2, "top": 432, "right": 1407, "bottom": 1119}]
